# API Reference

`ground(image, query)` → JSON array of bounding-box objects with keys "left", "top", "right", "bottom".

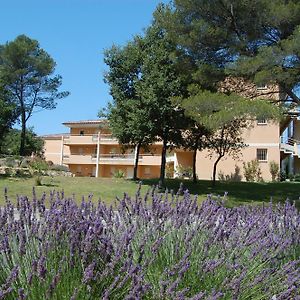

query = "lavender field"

[{"left": 0, "top": 185, "right": 300, "bottom": 299}]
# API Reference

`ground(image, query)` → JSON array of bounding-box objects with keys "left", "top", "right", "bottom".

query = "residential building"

[
  {"left": 42, "top": 78, "right": 300, "bottom": 181},
  {"left": 56, "top": 120, "right": 162, "bottom": 178},
  {"left": 42, "top": 133, "right": 70, "bottom": 165}
]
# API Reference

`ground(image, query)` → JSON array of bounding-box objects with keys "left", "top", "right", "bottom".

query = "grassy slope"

[{"left": 0, "top": 176, "right": 300, "bottom": 207}]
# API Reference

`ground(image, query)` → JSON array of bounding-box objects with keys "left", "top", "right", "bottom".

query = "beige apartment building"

[
  {"left": 43, "top": 120, "right": 162, "bottom": 178},
  {"left": 42, "top": 79, "right": 300, "bottom": 181}
]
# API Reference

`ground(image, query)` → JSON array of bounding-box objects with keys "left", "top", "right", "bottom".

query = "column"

[
  {"left": 134, "top": 145, "right": 138, "bottom": 165},
  {"left": 174, "top": 152, "right": 178, "bottom": 178},
  {"left": 60, "top": 135, "right": 64, "bottom": 165},
  {"left": 95, "top": 132, "right": 100, "bottom": 178}
]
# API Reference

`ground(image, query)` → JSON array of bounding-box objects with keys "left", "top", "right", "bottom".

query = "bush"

[
  {"left": 269, "top": 160, "right": 279, "bottom": 182},
  {"left": 218, "top": 166, "right": 242, "bottom": 182},
  {"left": 0, "top": 188, "right": 299, "bottom": 299},
  {"left": 280, "top": 171, "right": 287, "bottom": 182},
  {"left": 243, "top": 159, "right": 262, "bottom": 182},
  {"left": 29, "top": 158, "right": 49, "bottom": 171},
  {"left": 113, "top": 169, "right": 125, "bottom": 178},
  {"left": 175, "top": 164, "right": 193, "bottom": 179},
  {"left": 294, "top": 173, "right": 300, "bottom": 182},
  {"left": 165, "top": 164, "right": 174, "bottom": 179}
]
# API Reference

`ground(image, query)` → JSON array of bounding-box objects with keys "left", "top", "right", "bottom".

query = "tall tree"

[
  {"left": 157, "top": 0, "right": 300, "bottom": 103},
  {"left": 182, "top": 89, "right": 282, "bottom": 185},
  {"left": 102, "top": 38, "right": 155, "bottom": 180},
  {"left": 103, "top": 23, "right": 191, "bottom": 184},
  {"left": 138, "top": 24, "right": 190, "bottom": 184},
  {"left": 0, "top": 35, "right": 69, "bottom": 155},
  {"left": 0, "top": 91, "right": 16, "bottom": 151}
]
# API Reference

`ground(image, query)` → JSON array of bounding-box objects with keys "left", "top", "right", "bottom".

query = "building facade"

[
  {"left": 42, "top": 79, "right": 300, "bottom": 181},
  {"left": 43, "top": 120, "right": 162, "bottom": 178}
]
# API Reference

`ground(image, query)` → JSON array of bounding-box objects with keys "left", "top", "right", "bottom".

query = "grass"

[
  {"left": 0, "top": 175, "right": 148, "bottom": 205},
  {"left": 0, "top": 175, "right": 300, "bottom": 207},
  {"left": 143, "top": 178, "right": 300, "bottom": 207}
]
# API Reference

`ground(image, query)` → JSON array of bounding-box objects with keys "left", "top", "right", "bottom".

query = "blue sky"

[{"left": 0, "top": 0, "right": 167, "bottom": 135}]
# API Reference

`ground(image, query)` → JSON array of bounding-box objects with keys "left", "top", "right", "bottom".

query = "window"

[
  {"left": 257, "top": 149, "right": 268, "bottom": 161},
  {"left": 79, "top": 130, "right": 84, "bottom": 136},
  {"left": 257, "top": 118, "right": 267, "bottom": 125}
]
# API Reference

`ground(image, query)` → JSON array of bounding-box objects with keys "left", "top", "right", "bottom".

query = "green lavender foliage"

[{"left": 0, "top": 186, "right": 299, "bottom": 299}]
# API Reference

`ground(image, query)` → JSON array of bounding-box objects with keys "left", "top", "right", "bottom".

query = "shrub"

[
  {"left": 175, "top": 164, "right": 193, "bottom": 179},
  {"left": 294, "top": 173, "right": 300, "bottom": 182},
  {"left": 243, "top": 159, "right": 262, "bottom": 182},
  {"left": 0, "top": 188, "right": 299, "bottom": 299},
  {"left": 218, "top": 165, "right": 242, "bottom": 182},
  {"left": 29, "top": 158, "right": 49, "bottom": 171},
  {"left": 165, "top": 164, "right": 174, "bottom": 179},
  {"left": 113, "top": 169, "right": 125, "bottom": 178},
  {"left": 47, "top": 160, "right": 54, "bottom": 167},
  {"left": 269, "top": 160, "right": 279, "bottom": 182},
  {"left": 280, "top": 170, "right": 287, "bottom": 182}
]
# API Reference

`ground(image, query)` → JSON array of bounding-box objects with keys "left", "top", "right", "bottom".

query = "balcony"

[
  {"left": 64, "top": 134, "right": 119, "bottom": 145},
  {"left": 99, "top": 134, "right": 119, "bottom": 145},
  {"left": 138, "top": 154, "right": 161, "bottom": 165},
  {"left": 63, "top": 154, "right": 95, "bottom": 164},
  {"left": 99, "top": 154, "right": 135, "bottom": 165},
  {"left": 63, "top": 153, "right": 162, "bottom": 166},
  {"left": 64, "top": 135, "right": 98, "bottom": 145}
]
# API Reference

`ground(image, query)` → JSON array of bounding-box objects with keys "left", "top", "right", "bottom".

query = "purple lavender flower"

[{"left": 82, "top": 261, "right": 96, "bottom": 284}]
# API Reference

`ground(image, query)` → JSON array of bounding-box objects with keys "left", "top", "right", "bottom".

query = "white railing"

[
  {"left": 280, "top": 136, "right": 300, "bottom": 156},
  {"left": 100, "top": 134, "right": 115, "bottom": 140},
  {"left": 99, "top": 154, "right": 135, "bottom": 160},
  {"left": 63, "top": 153, "right": 162, "bottom": 165},
  {"left": 63, "top": 134, "right": 119, "bottom": 145}
]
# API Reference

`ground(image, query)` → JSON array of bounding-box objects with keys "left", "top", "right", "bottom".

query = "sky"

[{"left": 0, "top": 0, "right": 168, "bottom": 135}]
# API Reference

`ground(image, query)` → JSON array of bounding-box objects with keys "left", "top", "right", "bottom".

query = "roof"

[
  {"left": 62, "top": 120, "right": 107, "bottom": 125},
  {"left": 40, "top": 133, "right": 70, "bottom": 139}
]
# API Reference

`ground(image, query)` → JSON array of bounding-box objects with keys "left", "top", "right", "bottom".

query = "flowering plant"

[{"left": 0, "top": 185, "right": 299, "bottom": 299}]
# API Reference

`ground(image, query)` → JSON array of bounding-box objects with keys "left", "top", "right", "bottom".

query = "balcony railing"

[
  {"left": 99, "top": 154, "right": 135, "bottom": 160},
  {"left": 63, "top": 134, "right": 119, "bottom": 145},
  {"left": 63, "top": 153, "right": 162, "bottom": 165}
]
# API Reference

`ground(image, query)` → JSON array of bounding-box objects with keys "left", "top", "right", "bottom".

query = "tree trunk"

[
  {"left": 192, "top": 147, "right": 197, "bottom": 183},
  {"left": 159, "top": 138, "right": 168, "bottom": 186},
  {"left": 133, "top": 142, "right": 141, "bottom": 181},
  {"left": 20, "top": 111, "right": 26, "bottom": 156},
  {"left": 212, "top": 155, "right": 222, "bottom": 187}
]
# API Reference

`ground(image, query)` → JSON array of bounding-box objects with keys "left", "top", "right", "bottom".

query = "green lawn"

[{"left": 0, "top": 175, "right": 300, "bottom": 207}]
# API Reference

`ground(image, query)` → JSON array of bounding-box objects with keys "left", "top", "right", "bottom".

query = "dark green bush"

[{"left": 294, "top": 174, "right": 300, "bottom": 182}]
